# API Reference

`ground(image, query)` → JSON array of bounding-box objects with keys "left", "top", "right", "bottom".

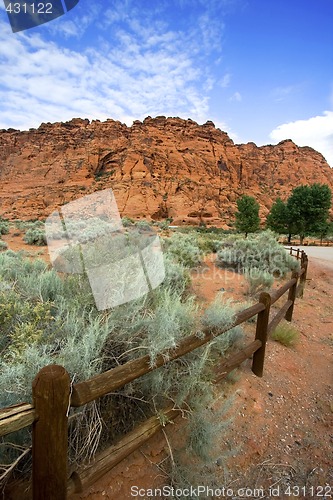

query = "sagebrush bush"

[
  {"left": 201, "top": 296, "right": 235, "bottom": 333},
  {"left": 0, "top": 240, "right": 8, "bottom": 250},
  {"left": 217, "top": 230, "right": 299, "bottom": 277},
  {"left": 165, "top": 230, "right": 227, "bottom": 256},
  {"left": 162, "top": 233, "right": 202, "bottom": 268},
  {"left": 0, "top": 217, "right": 9, "bottom": 235},
  {"left": 162, "top": 255, "right": 191, "bottom": 296},
  {"left": 14, "top": 219, "right": 44, "bottom": 231},
  {"left": 134, "top": 219, "right": 152, "bottom": 230},
  {"left": 233, "top": 300, "right": 257, "bottom": 323},
  {"left": 196, "top": 233, "right": 224, "bottom": 253},
  {"left": 121, "top": 216, "right": 134, "bottom": 227},
  {"left": 244, "top": 267, "right": 274, "bottom": 295},
  {"left": 23, "top": 227, "right": 47, "bottom": 246}
]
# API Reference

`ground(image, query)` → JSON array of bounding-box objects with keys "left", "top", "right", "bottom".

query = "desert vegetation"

[
  {"left": 0, "top": 217, "right": 9, "bottom": 236},
  {"left": 0, "top": 213, "right": 314, "bottom": 493},
  {"left": 271, "top": 321, "right": 299, "bottom": 347},
  {"left": 216, "top": 231, "right": 299, "bottom": 295},
  {"left": 0, "top": 225, "right": 245, "bottom": 489}
]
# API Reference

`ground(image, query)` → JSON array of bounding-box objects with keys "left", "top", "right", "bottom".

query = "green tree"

[
  {"left": 266, "top": 198, "right": 289, "bottom": 234},
  {"left": 287, "top": 183, "right": 332, "bottom": 244},
  {"left": 235, "top": 195, "right": 260, "bottom": 237},
  {"left": 266, "top": 197, "right": 296, "bottom": 243},
  {"left": 314, "top": 219, "right": 333, "bottom": 245}
]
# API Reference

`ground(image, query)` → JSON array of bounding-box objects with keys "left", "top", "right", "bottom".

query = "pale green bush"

[
  {"left": 0, "top": 218, "right": 9, "bottom": 235},
  {"left": 162, "top": 233, "right": 202, "bottom": 268},
  {"left": 14, "top": 220, "right": 44, "bottom": 231},
  {"left": 162, "top": 255, "right": 191, "bottom": 296},
  {"left": 217, "top": 230, "right": 299, "bottom": 277},
  {"left": 201, "top": 296, "right": 235, "bottom": 333},
  {"left": 134, "top": 219, "right": 152, "bottom": 230},
  {"left": 23, "top": 227, "right": 47, "bottom": 246},
  {"left": 121, "top": 216, "right": 134, "bottom": 227},
  {"left": 244, "top": 267, "right": 274, "bottom": 295}
]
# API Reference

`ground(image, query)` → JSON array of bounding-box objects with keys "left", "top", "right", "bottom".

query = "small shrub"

[
  {"left": 234, "top": 300, "right": 257, "bottom": 323},
  {"left": 121, "top": 216, "right": 134, "bottom": 227},
  {"left": 197, "top": 234, "right": 224, "bottom": 254},
  {"left": 134, "top": 219, "right": 151, "bottom": 230},
  {"left": 15, "top": 220, "right": 44, "bottom": 231},
  {"left": 0, "top": 218, "right": 9, "bottom": 235},
  {"left": 157, "top": 220, "right": 170, "bottom": 230},
  {"left": 271, "top": 322, "right": 299, "bottom": 347},
  {"left": 163, "top": 233, "right": 202, "bottom": 268},
  {"left": 244, "top": 267, "right": 274, "bottom": 295},
  {"left": 187, "top": 411, "right": 218, "bottom": 462},
  {"left": 23, "top": 227, "right": 47, "bottom": 246},
  {"left": 163, "top": 255, "right": 191, "bottom": 297},
  {"left": 201, "top": 296, "right": 236, "bottom": 334},
  {"left": 0, "top": 240, "right": 8, "bottom": 251}
]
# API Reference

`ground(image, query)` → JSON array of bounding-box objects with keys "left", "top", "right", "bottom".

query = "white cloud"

[
  {"left": 230, "top": 91, "right": 242, "bottom": 102},
  {"left": 270, "top": 111, "right": 333, "bottom": 167},
  {"left": 0, "top": 11, "right": 214, "bottom": 130},
  {"left": 271, "top": 85, "right": 295, "bottom": 102},
  {"left": 219, "top": 73, "right": 231, "bottom": 88}
]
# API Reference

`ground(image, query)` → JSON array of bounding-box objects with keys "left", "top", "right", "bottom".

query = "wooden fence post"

[
  {"left": 298, "top": 257, "right": 308, "bottom": 299},
  {"left": 32, "top": 365, "right": 70, "bottom": 500},
  {"left": 285, "top": 270, "right": 299, "bottom": 321},
  {"left": 252, "top": 292, "right": 271, "bottom": 377}
]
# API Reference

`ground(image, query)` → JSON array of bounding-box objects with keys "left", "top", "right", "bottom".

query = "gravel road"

[{"left": 285, "top": 245, "right": 333, "bottom": 270}]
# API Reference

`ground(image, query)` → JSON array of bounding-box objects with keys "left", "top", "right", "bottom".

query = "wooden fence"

[{"left": 0, "top": 248, "right": 308, "bottom": 499}]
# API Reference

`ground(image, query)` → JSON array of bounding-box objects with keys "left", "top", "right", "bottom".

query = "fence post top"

[
  {"left": 258, "top": 291, "right": 271, "bottom": 305},
  {"left": 32, "top": 365, "right": 69, "bottom": 387}
]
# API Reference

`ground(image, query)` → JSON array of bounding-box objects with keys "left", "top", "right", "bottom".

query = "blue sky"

[{"left": 0, "top": 0, "right": 332, "bottom": 165}]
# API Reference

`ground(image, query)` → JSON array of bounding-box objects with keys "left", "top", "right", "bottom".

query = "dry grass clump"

[{"left": 271, "top": 321, "right": 299, "bottom": 347}]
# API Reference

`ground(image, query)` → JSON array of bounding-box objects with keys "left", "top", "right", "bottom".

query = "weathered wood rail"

[{"left": 0, "top": 248, "right": 308, "bottom": 499}]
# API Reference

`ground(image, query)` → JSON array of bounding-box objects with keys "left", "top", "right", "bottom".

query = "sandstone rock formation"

[{"left": 1, "top": 116, "right": 332, "bottom": 226}]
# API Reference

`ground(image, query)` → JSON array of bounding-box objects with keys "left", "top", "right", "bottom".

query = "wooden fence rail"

[
  {"left": 0, "top": 247, "right": 308, "bottom": 499},
  {"left": 70, "top": 301, "right": 265, "bottom": 408}
]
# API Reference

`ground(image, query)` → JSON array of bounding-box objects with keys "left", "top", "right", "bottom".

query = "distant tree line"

[{"left": 234, "top": 183, "right": 332, "bottom": 243}]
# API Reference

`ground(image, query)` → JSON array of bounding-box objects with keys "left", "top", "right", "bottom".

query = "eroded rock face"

[{"left": 0, "top": 116, "right": 332, "bottom": 225}]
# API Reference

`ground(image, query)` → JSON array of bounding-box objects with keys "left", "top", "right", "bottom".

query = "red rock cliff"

[{"left": 1, "top": 116, "right": 332, "bottom": 225}]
